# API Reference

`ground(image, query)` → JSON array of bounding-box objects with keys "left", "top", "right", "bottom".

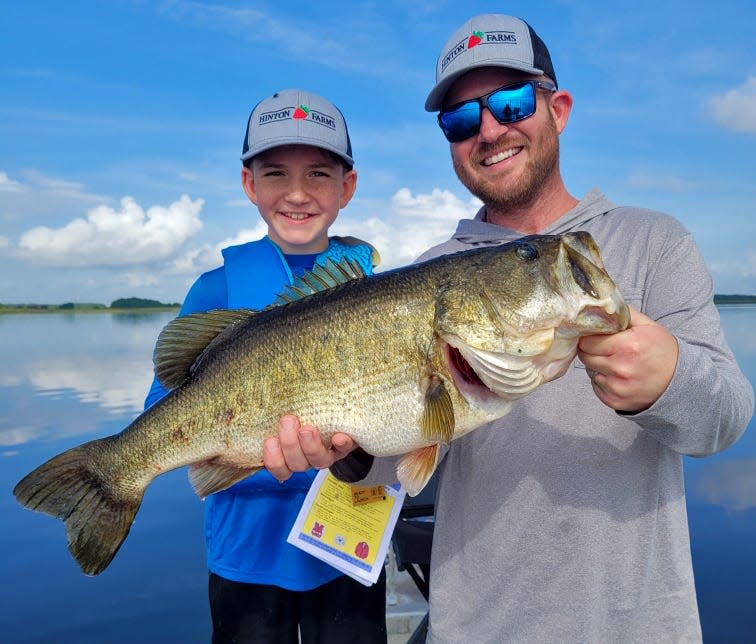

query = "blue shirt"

[{"left": 144, "top": 235, "right": 375, "bottom": 589}]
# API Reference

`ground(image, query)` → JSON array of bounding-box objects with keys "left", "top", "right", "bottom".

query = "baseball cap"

[
  {"left": 241, "top": 89, "right": 354, "bottom": 167},
  {"left": 425, "top": 14, "right": 557, "bottom": 112}
]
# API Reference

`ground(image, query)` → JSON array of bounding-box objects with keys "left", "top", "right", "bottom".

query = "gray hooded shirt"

[{"left": 352, "top": 189, "right": 753, "bottom": 643}]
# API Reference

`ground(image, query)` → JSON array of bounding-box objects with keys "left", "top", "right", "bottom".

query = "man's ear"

[
  {"left": 548, "top": 89, "right": 573, "bottom": 135},
  {"left": 339, "top": 169, "right": 358, "bottom": 209},
  {"left": 241, "top": 166, "right": 258, "bottom": 205}
]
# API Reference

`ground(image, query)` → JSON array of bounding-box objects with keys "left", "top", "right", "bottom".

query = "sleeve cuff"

[{"left": 329, "top": 448, "right": 374, "bottom": 483}]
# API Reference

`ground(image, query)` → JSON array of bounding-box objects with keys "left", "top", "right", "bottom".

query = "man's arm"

[{"left": 585, "top": 225, "right": 753, "bottom": 456}]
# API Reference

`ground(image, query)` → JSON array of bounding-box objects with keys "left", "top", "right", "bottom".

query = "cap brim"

[
  {"left": 240, "top": 139, "right": 353, "bottom": 167},
  {"left": 425, "top": 61, "right": 545, "bottom": 112}
]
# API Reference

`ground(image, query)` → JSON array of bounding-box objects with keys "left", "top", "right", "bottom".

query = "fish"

[{"left": 13, "top": 231, "right": 630, "bottom": 575}]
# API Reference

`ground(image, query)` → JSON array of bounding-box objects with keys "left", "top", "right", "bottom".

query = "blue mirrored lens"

[
  {"left": 438, "top": 82, "right": 538, "bottom": 143},
  {"left": 439, "top": 101, "right": 481, "bottom": 143},
  {"left": 488, "top": 83, "right": 535, "bottom": 124}
]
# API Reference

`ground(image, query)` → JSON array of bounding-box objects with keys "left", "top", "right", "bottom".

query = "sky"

[{"left": 1, "top": 0, "right": 755, "bottom": 305}]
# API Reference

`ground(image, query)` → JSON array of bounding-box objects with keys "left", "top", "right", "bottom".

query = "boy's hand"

[
  {"left": 578, "top": 306, "right": 678, "bottom": 413},
  {"left": 263, "top": 414, "right": 357, "bottom": 482}
]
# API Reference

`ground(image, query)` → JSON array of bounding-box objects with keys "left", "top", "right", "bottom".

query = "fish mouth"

[
  {"left": 445, "top": 343, "right": 497, "bottom": 404},
  {"left": 444, "top": 339, "right": 545, "bottom": 404}
]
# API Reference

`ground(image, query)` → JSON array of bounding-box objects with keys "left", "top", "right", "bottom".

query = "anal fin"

[{"left": 396, "top": 444, "right": 440, "bottom": 497}]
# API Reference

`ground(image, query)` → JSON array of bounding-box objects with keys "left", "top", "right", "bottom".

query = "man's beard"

[{"left": 452, "top": 116, "right": 560, "bottom": 213}]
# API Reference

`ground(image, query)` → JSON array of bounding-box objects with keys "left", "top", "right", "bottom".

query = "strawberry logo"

[
  {"left": 467, "top": 31, "right": 483, "bottom": 48},
  {"left": 293, "top": 105, "right": 310, "bottom": 119}
]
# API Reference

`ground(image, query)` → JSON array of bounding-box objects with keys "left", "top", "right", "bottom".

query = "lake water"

[{"left": 1, "top": 308, "right": 755, "bottom": 642}]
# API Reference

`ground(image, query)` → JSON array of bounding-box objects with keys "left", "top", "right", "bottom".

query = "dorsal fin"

[
  {"left": 272, "top": 256, "right": 367, "bottom": 305},
  {"left": 153, "top": 309, "right": 255, "bottom": 390},
  {"left": 154, "top": 258, "right": 367, "bottom": 390}
]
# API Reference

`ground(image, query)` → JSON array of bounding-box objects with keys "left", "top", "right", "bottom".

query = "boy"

[{"left": 144, "top": 89, "right": 386, "bottom": 644}]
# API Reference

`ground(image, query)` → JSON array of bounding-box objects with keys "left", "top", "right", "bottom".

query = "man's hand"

[
  {"left": 578, "top": 306, "right": 678, "bottom": 413},
  {"left": 263, "top": 414, "right": 357, "bottom": 482}
]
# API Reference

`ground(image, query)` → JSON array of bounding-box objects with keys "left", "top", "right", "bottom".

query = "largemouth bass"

[{"left": 14, "top": 232, "right": 629, "bottom": 575}]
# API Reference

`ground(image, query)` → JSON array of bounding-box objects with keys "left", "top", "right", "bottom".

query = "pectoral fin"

[
  {"left": 397, "top": 445, "right": 441, "bottom": 497},
  {"left": 421, "top": 374, "right": 455, "bottom": 443}
]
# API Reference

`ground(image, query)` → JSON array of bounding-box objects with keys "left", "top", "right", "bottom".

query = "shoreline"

[
  {"left": 0, "top": 307, "right": 180, "bottom": 315},
  {"left": 3, "top": 293, "right": 755, "bottom": 315}
]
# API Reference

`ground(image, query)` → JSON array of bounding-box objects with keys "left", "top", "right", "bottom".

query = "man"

[{"left": 263, "top": 15, "right": 754, "bottom": 642}]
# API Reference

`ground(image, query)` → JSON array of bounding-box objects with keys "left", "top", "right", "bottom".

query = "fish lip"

[{"left": 569, "top": 297, "right": 630, "bottom": 333}]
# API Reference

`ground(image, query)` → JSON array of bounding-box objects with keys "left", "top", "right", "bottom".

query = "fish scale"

[{"left": 14, "top": 232, "right": 629, "bottom": 575}]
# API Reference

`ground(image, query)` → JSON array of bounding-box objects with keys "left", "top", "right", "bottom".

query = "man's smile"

[{"left": 482, "top": 146, "right": 522, "bottom": 166}]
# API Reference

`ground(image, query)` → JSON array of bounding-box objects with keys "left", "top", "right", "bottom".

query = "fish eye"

[{"left": 515, "top": 242, "right": 538, "bottom": 261}]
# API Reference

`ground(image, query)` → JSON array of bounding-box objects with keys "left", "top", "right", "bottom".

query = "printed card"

[{"left": 287, "top": 469, "right": 405, "bottom": 586}]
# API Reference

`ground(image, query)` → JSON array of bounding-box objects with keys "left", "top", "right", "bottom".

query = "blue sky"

[{"left": 1, "top": 0, "right": 755, "bottom": 304}]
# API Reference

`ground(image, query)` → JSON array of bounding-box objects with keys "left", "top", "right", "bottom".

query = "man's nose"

[{"left": 477, "top": 106, "right": 509, "bottom": 142}]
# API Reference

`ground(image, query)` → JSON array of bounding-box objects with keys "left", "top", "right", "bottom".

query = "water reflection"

[
  {"left": 0, "top": 307, "right": 754, "bottom": 643},
  {"left": 0, "top": 312, "right": 173, "bottom": 448},
  {"left": 0, "top": 311, "right": 208, "bottom": 644}
]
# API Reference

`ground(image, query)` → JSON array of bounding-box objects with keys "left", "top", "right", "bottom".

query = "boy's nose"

[{"left": 285, "top": 181, "right": 309, "bottom": 203}]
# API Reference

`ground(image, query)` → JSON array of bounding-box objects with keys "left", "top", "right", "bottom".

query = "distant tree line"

[
  {"left": 713, "top": 294, "right": 756, "bottom": 304},
  {"left": 2, "top": 294, "right": 753, "bottom": 313},
  {"left": 110, "top": 297, "right": 181, "bottom": 309},
  {"left": 0, "top": 297, "right": 180, "bottom": 312}
]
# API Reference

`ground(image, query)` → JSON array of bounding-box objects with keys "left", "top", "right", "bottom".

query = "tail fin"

[{"left": 13, "top": 438, "right": 143, "bottom": 576}]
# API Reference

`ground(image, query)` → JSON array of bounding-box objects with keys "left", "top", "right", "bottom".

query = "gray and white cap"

[
  {"left": 241, "top": 88, "right": 354, "bottom": 167},
  {"left": 425, "top": 14, "right": 558, "bottom": 112}
]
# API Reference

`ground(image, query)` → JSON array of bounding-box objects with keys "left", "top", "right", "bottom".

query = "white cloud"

[
  {"left": 692, "top": 459, "right": 756, "bottom": 511},
  {"left": 167, "top": 187, "right": 476, "bottom": 278},
  {"left": 168, "top": 222, "right": 268, "bottom": 276},
  {"left": 391, "top": 187, "right": 482, "bottom": 221},
  {"left": 18, "top": 169, "right": 109, "bottom": 203},
  {"left": 709, "top": 76, "right": 756, "bottom": 133},
  {"left": 0, "top": 236, "right": 8, "bottom": 250},
  {"left": 17, "top": 195, "right": 204, "bottom": 267},
  {"left": 163, "top": 3, "right": 350, "bottom": 68},
  {"left": 335, "top": 188, "right": 480, "bottom": 269},
  {"left": 0, "top": 171, "right": 25, "bottom": 193},
  {"left": 710, "top": 248, "right": 756, "bottom": 279},
  {"left": 0, "top": 170, "right": 112, "bottom": 229}
]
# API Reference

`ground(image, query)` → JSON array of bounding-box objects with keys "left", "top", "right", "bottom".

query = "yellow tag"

[{"left": 350, "top": 485, "right": 387, "bottom": 506}]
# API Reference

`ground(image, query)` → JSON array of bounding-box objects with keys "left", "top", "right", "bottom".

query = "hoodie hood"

[{"left": 417, "top": 189, "right": 617, "bottom": 263}]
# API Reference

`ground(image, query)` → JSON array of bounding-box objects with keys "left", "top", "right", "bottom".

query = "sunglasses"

[{"left": 438, "top": 80, "right": 557, "bottom": 143}]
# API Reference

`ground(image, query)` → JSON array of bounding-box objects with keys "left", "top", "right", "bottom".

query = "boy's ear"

[
  {"left": 340, "top": 169, "right": 358, "bottom": 208},
  {"left": 241, "top": 166, "right": 258, "bottom": 205}
]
